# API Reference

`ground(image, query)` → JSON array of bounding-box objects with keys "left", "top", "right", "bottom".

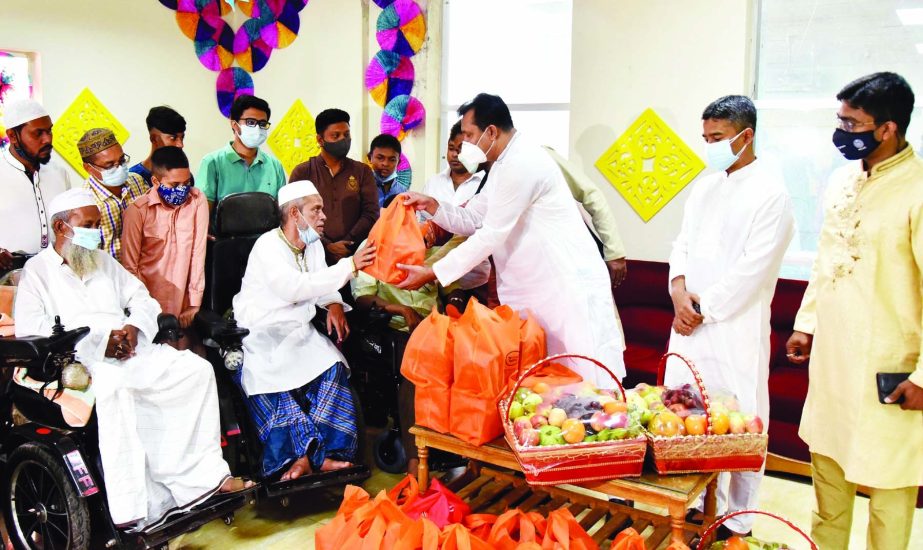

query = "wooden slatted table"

[{"left": 412, "top": 426, "right": 718, "bottom": 548}]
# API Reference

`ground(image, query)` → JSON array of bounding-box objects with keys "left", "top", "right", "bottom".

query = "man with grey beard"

[{"left": 14, "top": 188, "right": 252, "bottom": 530}]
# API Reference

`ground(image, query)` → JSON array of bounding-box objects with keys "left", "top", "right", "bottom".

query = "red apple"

[
  {"left": 668, "top": 403, "right": 692, "bottom": 419},
  {"left": 530, "top": 415, "right": 549, "bottom": 429},
  {"left": 590, "top": 411, "right": 609, "bottom": 432},
  {"left": 535, "top": 402, "right": 553, "bottom": 417},
  {"left": 517, "top": 427, "right": 540, "bottom": 447},
  {"left": 744, "top": 414, "right": 764, "bottom": 434},
  {"left": 607, "top": 412, "right": 629, "bottom": 430},
  {"left": 513, "top": 417, "right": 532, "bottom": 439}
]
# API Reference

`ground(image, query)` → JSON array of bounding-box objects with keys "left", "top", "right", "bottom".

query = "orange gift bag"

[
  {"left": 363, "top": 197, "right": 426, "bottom": 284},
  {"left": 315, "top": 487, "right": 413, "bottom": 550},
  {"left": 401, "top": 308, "right": 454, "bottom": 433},
  {"left": 450, "top": 300, "right": 522, "bottom": 445},
  {"left": 487, "top": 509, "right": 547, "bottom": 549},
  {"left": 541, "top": 508, "right": 599, "bottom": 550},
  {"left": 440, "top": 523, "right": 494, "bottom": 550},
  {"left": 610, "top": 528, "right": 645, "bottom": 550},
  {"left": 518, "top": 312, "right": 547, "bottom": 373}
]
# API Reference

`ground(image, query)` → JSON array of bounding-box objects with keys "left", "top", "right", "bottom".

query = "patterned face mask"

[{"left": 157, "top": 184, "right": 191, "bottom": 206}]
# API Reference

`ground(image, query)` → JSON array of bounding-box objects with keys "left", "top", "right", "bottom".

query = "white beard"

[{"left": 61, "top": 240, "right": 100, "bottom": 279}]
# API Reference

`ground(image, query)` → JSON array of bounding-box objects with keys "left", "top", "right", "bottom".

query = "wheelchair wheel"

[
  {"left": 373, "top": 429, "right": 407, "bottom": 474},
  {"left": 3, "top": 443, "right": 90, "bottom": 550}
]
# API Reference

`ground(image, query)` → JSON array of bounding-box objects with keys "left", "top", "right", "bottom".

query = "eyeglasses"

[
  {"left": 92, "top": 154, "right": 130, "bottom": 171},
  {"left": 238, "top": 118, "right": 271, "bottom": 130},
  {"left": 836, "top": 117, "right": 877, "bottom": 132}
]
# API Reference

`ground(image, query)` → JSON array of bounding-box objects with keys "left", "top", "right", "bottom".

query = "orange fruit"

[
  {"left": 711, "top": 412, "right": 730, "bottom": 435},
  {"left": 560, "top": 418, "right": 586, "bottom": 444},
  {"left": 725, "top": 536, "right": 750, "bottom": 550},
  {"left": 684, "top": 414, "right": 707, "bottom": 436},
  {"left": 649, "top": 411, "right": 683, "bottom": 437},
  {"left": 604, "top": 401, "right": 628, "bottom": 414},
  {"left": 532, "top": 382, "right": 551, "bottom": 394}
]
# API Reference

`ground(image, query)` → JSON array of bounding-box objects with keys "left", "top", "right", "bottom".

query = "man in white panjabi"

[
  {"left": 398, "top": 93, "right": 625, "bottom": 384},
  {"left": 232, "top": 180, "right": 376, "bottom": 481},
  {"left": 666, "top": 96, "right": 795, "bottom": 538},
  {"left": 14, "top": 189, "right": 250, "bottom": 530}
]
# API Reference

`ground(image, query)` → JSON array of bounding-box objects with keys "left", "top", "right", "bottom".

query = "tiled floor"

[{"left": 171, "top": 469, "right": 923, "bottom": 549}]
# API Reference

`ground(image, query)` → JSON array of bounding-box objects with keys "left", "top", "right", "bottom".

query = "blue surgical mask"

[
  {"left": 64, "top": 222, "right": 102, "bottom": 250},
  {"left": 705, "top": 129, "right": 748, "bottom": 172},
  {"left": 157, "top": 184, "right": 191, "bottom": 206},
  {"left": 99, "top": 164, "right": 129, "bottom": 187},
  {"left": 374, "top": 171, "right": 398, "bottom": 186},
  {"left": 297, "top": 212, "right": 321, "bottom": 245},
  {"left": 237, "top": 123, "right": 268, "bottom": 149}
]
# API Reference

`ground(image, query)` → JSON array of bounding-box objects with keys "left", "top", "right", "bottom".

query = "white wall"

[
  {"left": 3, "top": 0, "right": 367, "bottom": 179},
  {"left": 569, "top": 0, "right": 756, "bottom": 261}
]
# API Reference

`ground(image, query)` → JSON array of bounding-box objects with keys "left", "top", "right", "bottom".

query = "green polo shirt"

[{"left": 197, "top": 142, "right": 287, "bottom": 205}]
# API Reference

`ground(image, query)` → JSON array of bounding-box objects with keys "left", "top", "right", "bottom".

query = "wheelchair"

[
  {"left": 194, "top": 192, "right": 370, "bottom": 505},
  {"left": 0, "top": 315, "right": 255, "bottom": 550}
]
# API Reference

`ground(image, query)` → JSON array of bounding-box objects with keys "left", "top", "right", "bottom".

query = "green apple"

[
  {"left": 508, "top": 401, "right": 524, "bottom": 420},
  {"left": 522, "top": 393, "right": 543, "bottom": 413}
]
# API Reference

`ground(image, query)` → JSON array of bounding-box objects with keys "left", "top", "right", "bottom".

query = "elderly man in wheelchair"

[
  {"left": 230, "top": 181, "right": 376, "bottom": 482},
  {"left": 4, "top": 189, "right": 253, "bottom": 548}
]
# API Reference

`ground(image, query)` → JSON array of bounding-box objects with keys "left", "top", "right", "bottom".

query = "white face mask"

[
  {"left": 705, "top": 129, "right": 748, "bottom": 172},
  {"left": 99, "top": 164, "right": 129, "bottom": 187},
  {"left": 457, "top": 129, "right": 494, "bottom": 174},
  {"left": 237, "top": 123, "right": 268, "bottom": 149}
]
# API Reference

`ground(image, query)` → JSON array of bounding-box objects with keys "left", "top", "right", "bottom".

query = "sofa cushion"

[{"left": 768, "top": 366, "right": 810, "bottom": 425}]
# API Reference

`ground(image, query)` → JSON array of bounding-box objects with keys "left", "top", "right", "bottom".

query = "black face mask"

[
  {"left": 322, "top": 137, "right": 351, "bottom": 159},
  {"left": 12, "top": 128, "right": 50, "bottom": 168},
  {"left": 832, "top": 128, "right": 881, "bottom": 160}
]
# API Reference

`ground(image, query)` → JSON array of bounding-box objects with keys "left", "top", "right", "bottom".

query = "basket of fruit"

[
  {"left": 499, "top": 353, "right": 647, "bottom": 485},
  {"left": 697, "top": 510, "right": 817, "bottom": 549},
  {"left": 639, "top": 352, "right": 768, "bottom": 474}
]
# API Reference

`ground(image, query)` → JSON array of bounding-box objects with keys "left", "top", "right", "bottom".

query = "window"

[
  {"left": 0, "top": 50, "right": 40, "bottom": 147},
  {"left": 441, "top": 0, "right": 572, "bottom": 157},
  {"left": 756, "top": 0, "right": 923, "bottom": 278}
]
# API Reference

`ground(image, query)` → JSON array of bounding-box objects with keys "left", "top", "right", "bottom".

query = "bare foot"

[
  {"left": 219, "top": 477, "right": 255, "bottom": 493},
  {"left": 281, "top": 457, "right": 311, "bottom": 481},
  {"left": 319, "top": 458, "right": 353, "bottom": 472}
]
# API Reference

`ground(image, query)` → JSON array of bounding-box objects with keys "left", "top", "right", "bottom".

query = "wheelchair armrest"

[
  {"left": 195, "top": 310, "right": 249, "bottom": 348},
  {"left": 154, "top": 313, "right": 182, "bottom": 344}
]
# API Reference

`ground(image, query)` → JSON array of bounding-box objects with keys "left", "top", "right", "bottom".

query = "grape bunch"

[
  {"left": 553, "top": 394, "right": 603, "bottom": 421},
  {"left": 662, "top": 384, "right": 701, "bottom": 409}
]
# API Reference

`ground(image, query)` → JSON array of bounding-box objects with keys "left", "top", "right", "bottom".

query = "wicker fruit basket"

[
  {"left": 647, "top": 353, "right": 768, "bottom": 474},
  {"left": 498, "top": 354, "right": 647, "bottom": 485},
  {"left": 697, "top": 510, "right": 817, "bottom": 549}
]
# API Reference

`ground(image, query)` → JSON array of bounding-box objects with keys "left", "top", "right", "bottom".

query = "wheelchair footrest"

[{"left": 263, "top": 464, "right": 371, "bottom": 499}]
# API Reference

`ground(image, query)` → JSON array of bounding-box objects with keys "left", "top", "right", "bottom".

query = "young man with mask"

[
  {"left": 666, "top": 95, "right": 795, "bottom": 539},
  {"left": 121, "top": 146, "right": 207, "bottom": 329},
  {"left": 421, "top": 120, "right": 485, "bottom": 214},
  {"left": 368, "top": 133, "right": 407, "bottom": 207},
  {"left": 786, "top": 72, "right": 923, "bottom": 550},
  {"left": 0, "top": 99, "right": 71, "bottom": 269},
  {"left": 399, "top": 93, "right": 625, "bottom": 385},
  {"left": 289, "top": 108, "right": 378, "bottom": 265},
  {"left": 129, "top": 106, "right": 186, "bottom": 188},
  {"left": 198, "top": 94, "right": 286, "bottom": 224},
  {"left": 79, "top": 127, "right": 149, "bottom": 260}
]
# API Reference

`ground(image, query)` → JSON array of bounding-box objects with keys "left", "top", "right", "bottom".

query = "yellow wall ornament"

[
  {"left": 595, "top": 108, "right": 705, "bottom": 222},
  {"left": 53, "top": 88, "right": 129, "bottom": 178},
  {"left": 268, "top": 99, "right": 321, "bottom": 175}
]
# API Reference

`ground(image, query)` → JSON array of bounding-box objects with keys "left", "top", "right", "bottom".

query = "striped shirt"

[{"left": 84, "top": 173, "right": 149, "bottom": 260}]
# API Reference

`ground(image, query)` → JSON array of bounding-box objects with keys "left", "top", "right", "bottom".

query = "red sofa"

[{"left": 613, "top": 260, "right": 922, "bottom": 507}]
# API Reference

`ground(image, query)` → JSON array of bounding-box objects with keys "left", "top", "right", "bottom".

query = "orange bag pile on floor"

[
  {"left": 402, "top": 298, "right": 549, "bottom": 445},
  {"left": 363, "top": 196, "right": 426, "bottom": 285},
  {"left": 316, "top": 480, "right": 602, "bottom": 550}
]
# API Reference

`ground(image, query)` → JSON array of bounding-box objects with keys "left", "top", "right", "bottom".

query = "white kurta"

[
  {"left": 233, "top": 230, "right": 355, "bottom": 396},
  {"left": 0, "top": 148, "right": 71, "bottom": 254},
  {"left": 430, "top": 133, "right": 625, "bottom": 383},
  {"left": 14, "top": 248, "right": 229, "bottom": 527},
  {"left": 665, "top": 160, "right": 795, "bottom": 533},
  {"left": 421, "top": 168, "right": 485, "bottom": 210}
]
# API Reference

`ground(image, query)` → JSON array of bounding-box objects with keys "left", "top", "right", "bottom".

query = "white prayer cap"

[
  {"left": 3, "top": 99, "right": 49, "bottom": 129},
  {"left": 278, "top": 180, "right": 319, "bottom": 206},
  {"left": 48, "top": 189, "right": 99, "bottom": 218}
]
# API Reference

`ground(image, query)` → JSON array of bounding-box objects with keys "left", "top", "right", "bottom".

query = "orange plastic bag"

[
  {"left": 440, "top": 523, "right": 494, "bottom": 550},
  {"left": 518, "top": 312, "right": 547, "bottom": 373},
  {"left": 487, "top": 509, "right": 547, "bottom": 550},
  {"left": 393, "top": 517, "right": 442, "bottom": 550},
  {"left": 387, "top": 475, "right": 471, "bottom": 529},
  {"left": 541, "top": 508, "right": 599, "bottom": 550},
  {"left": 609, "top": 527, "right": 645, "bottom": 550},
  {"left": 363, "top": 197, "right": 425, "bottom": 284},
  {"left": 316, "top": 488, "right": 412, "bottom": 550},
  {"left": 314, "top": 485, "right": 371, "bottom": 550},
  {"left": 450, "top": 300, "right": 522, "bottom": 445},
  {"left": 519, "top": 363, "right": 583, "bottom": 390},
  {"left": 401, "top": 308, "right": 454, "bottom": 433},
  {"left": 464, "top": 514, "right": 498, "bottom": 541}
]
